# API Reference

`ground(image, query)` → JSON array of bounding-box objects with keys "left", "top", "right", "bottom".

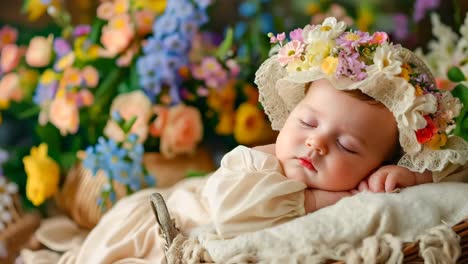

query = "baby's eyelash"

[
  {"left": 299, "top": 120, "right": 316, "bottom": 128},
  {"left": 337, "top": 140, "right": 357, "bottom": 154}
]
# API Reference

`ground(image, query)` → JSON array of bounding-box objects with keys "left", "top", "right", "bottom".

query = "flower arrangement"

[
  {"left": 416, "top": 13, "right": 468, "bottom": 141},
  {"left": 82, "top": 111, "right": 154, "bottom": 208},
  {"left": 271, "top": 17, "right": 462, "bottom": 151},
  {"left": 0, "top": 0, "right": 276, "bottom": 208}
]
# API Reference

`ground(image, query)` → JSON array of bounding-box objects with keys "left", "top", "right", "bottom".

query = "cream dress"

[{"left": 22, "top": 146, "right": 306, "bottom": 264}]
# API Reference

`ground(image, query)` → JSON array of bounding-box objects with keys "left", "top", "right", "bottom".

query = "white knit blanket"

[{"left": 169, "top": 182, "right": 468, "bottom": 263}]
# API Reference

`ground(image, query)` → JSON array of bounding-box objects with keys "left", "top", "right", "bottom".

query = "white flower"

[
  {"left": 399, "top": 93, "right": 438, "bottom": 130},
  {"left": 302, "top": 17, "right": 346, "bottom": 43},
  {"left": 303, "top": 39, "right": 334, "bottom": 68},
  {"left": 366, "top": 43, "right": 402, "bottom": 78}
]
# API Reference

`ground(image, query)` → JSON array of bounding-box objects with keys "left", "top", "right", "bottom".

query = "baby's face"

[{"left": 276, "top": 79, "right": 398, "bottom": 191}]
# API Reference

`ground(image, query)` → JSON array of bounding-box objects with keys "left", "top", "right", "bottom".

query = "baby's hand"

[{"left": 358, "top": 165, "right": 432, "bottom": 193}]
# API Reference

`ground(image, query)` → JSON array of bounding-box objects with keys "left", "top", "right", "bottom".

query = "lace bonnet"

[{"left": 255, "top": 17, "right": 468, "bottom": 173}]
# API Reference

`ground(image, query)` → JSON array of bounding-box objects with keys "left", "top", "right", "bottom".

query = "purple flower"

[
  {"left": 392, "top": 14, "right": 409, "bottom": 41},
  {"left": 336, "top": 31, "right": 373, "bottom": 50},
  {"left": 53, "top": 38, "right": 71, "bottom": 57},
  {"left": 73, "top": 25, "right": 91, "bottom": 37},
  {"left": 336, "top": 50, "right": 367, "bottom": 81},
  {"left": 413, "top": 0, "right": 440, "bottom": 22},
  {"left": 33, "top": 82, "right": 58, "bottom": 106}
]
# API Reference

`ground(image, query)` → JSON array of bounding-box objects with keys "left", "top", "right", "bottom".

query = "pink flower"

[
  {"left": 97, "top": 1, "right": 114, "bottom": 20},
  {"left": 104, "top": 90, "right": 152, "bottom": 143},
  {"left": 0, "top": 26, "right": 18, "bottom": 50},
  {"left": 226, "top": 59, "right": 240, "bottom": 77},
  {"left": 1, "top": 44, "right": 21, "bottom": 73},
  {"left": 0, "top": 73, "right": 22, "bottom": 103},
  {"left": 278, "top": 40, "right": 305, "bottom": 66},
  {"left": 100, "top": 28, "right": 133, "bottom": 56},
  {"left": 160, "top": 104, "right": 203, "bottom": 158},
  {"left": 49, "top": 97, "right": 80, "bottom": 135},
  {"left": 81, "top": 66, "right": 99, "bottom": 88},
  {"left": 149, "top": 105, "right": 169, "bottom": 137},
  {"left": 276, "top": 33, "right": 286, "bottom": 42},
  {"left": 289, "top": 28, "right": 303, "bottom": 41},
  {"left": 370, "top": 32, "right": 389, "bottom": 45},
  {"left": 435, "top": 78, "right": 456, "bottom": 91},
  {"left": 135, "top": 10, "right": 155, "bottom": 36},
  {"left": 78, "top": 89, "right": 94, "bottom": 107},
  {"left": 116, "top": 43, "right": 139, "bottom": 67},
  {"left": 25, "top": 35, "right": 53, "bottom": 67}
]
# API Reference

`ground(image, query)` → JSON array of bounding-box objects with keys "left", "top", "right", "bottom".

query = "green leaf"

[
  {"left": 447, "top": 67, "right": 466, "bottom": 82},
  {"left": 185, "top": 170, "right": 209, "bottom": 178},
  {"left": 58, "top": 151, "right": 78, "bottom": 171},
  {"left": 89, "top": 19, "right": 106, "bottom": 44},
  {"left": 215, "top": 27, "right": 234, "bottom": 60},
  {"left": 35, "top": 124, "right": 62, "bottom": 155},
  {"left": 122, "top": 116, "right": 137, "bottom": 134},
  {"left": 16, "top": 105, "right": 41, "bottom": 119},
  {"left": 451, "top": 84, "right": 468, "bottom": 102}
]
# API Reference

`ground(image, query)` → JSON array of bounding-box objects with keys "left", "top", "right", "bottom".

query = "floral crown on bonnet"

[{"left": 255, "top": 17, "right": 468, "bottom": 173}]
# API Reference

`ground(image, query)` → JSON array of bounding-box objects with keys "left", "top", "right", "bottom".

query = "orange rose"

[
  {"left": 1, "top": 44, "right": 22, "bottom": 73},
  {"left": 104, "top": 90, "right": 152, "bottom": 142},
  {"left": 25, "top": 35, "right": 53, "bottom": 67},
  {"left": 48, "top": 97, "right": 80, "bottom": 135},
  {"left": 160, "top": 104, "right": 203, "bottom": 158},
  {"left": 0, "top": 73, "right": 22, "bottom": 103}
]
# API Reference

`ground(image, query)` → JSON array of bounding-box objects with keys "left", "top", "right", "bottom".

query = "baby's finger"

[
  {"left": 358, "top": 180, "right": 369, "bottom": 192},
  {"left": 368, "top": 172, "right": 386, "bottom": 192},
  {"left": 385, "top": 176, "right": 397, "bottom": 193}
]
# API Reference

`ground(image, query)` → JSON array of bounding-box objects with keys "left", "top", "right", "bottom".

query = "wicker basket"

[
  {"left": 56, "top": 147, "right": 215, "bottom": 229},
  {"left": 328, "top": 216, "right": 468, "bottom": 263},
  {"left": 0, "top": 190, "right": 40, "bottom": 264}
]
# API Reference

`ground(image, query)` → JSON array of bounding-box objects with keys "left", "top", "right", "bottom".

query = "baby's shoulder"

[{"left": 221, "top": 144, "right": 280, "bottom": 171}]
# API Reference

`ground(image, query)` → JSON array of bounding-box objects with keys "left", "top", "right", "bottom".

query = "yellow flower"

[
  {"left": 306, "top": 3, "right": 320, "bottom": 15},
  {"left": 207, "top": 82, "right": 236, "bottom": 112},
  {"left": 356, "top": 6, "right": 374, "bottom": 32},
  {"left": 414, "top": 85, "right": 424, "bottom": 96},
  {"left": 54, "top": 53, "right": 75, "bottom": 71},
  {"left": 23, "top": 144, "right": 60, "bottom": 206},
  {"left": 135, "top": 0, "right": 167, "bottom": 14},
  {"left": 216, "top": 111, "right": 235, "bottom": 135},
  {"left": 40, "top": 69, "right": 60, "bottom": 85},
  {"left": 23, "top": 0, "right": 60, "bottom": 21},
  {"left": 399, "top": 63, "right": 411, "bottom": 81},
  {"left": 74, "top": 37, "right": 99, "bottom": 61},
  {"left": 425, "top": 132, "right": 448, "bottom": 150},
  {"left": 321, "top": 56, "right": 339, "bottom": 75},
  {"left": 234, "top": 103, "right": 265, "bottom": 145}
]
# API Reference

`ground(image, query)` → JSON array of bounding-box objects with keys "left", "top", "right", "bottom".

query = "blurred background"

[{"left": 0, "top": 1, "right": 467, "bottom": 255}]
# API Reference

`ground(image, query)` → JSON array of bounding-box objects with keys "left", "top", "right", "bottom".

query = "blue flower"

[
  {"left": 196, "top": 0, "right": 212, "bottom": 9},
  {"left": 153, "top": 15, "right": 179, "bottom": 37},
  {"left": 239, "top": 2, "right": 257, "bottom": 17},
  {"left": 259, "top": 13, "right": 274, "bottom": 34},
  {"left": 234, "top": 22, "right": 248, "bottom": 40},
  {"left": 163, "top": 33, "right": 189, "bottom": 54},
  {"left": 127, "top": 133, "right": 138, "bottom": 144},
  {"left": 111, "top": 111, "right": 122, "bottom": 122},
  {"left": 83, "top": 146, "right": 99, "bottom": 175}
]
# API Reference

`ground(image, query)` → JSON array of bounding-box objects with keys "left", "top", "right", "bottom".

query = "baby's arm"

[
  {"left": 304, "top": 189, "right": 352, "bottom": 213},
  {"left": 358, "top": 165, "right": 432, "bottom": 193}
]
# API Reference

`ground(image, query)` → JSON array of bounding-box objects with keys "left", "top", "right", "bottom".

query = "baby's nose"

[{"left": 305, "top": 137, "right": 328, "bottom": 155}]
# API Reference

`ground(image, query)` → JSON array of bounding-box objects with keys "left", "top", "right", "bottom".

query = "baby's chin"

[{"left": 283, "top": 165, "right": 315, "bottom": 187}]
